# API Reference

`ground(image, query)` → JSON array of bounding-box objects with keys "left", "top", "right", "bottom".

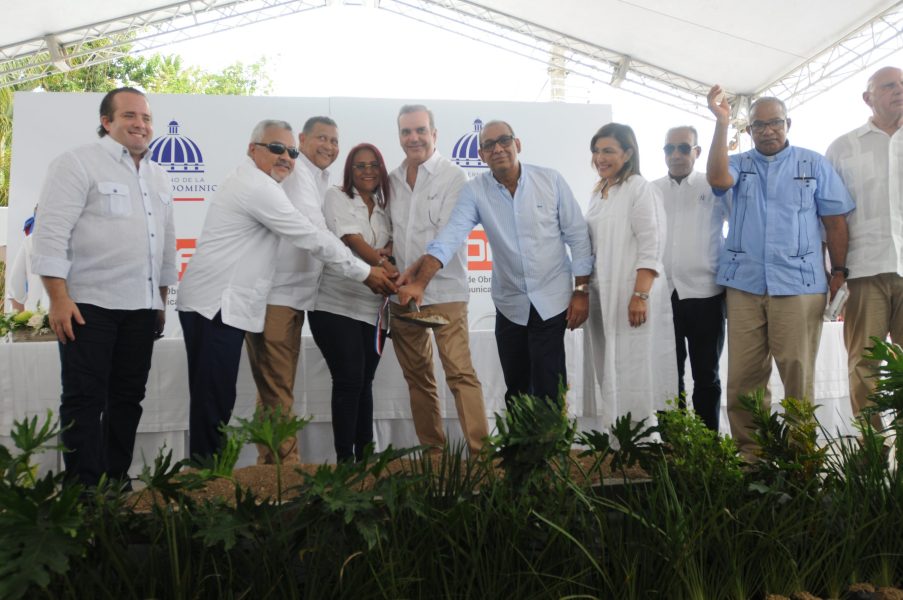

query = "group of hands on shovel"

[{"left": 362, "top": 251, "right": 442, "bottom": 310}]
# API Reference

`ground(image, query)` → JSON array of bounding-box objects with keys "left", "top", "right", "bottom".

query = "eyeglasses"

[
  {"left": 254, "top": 142, "right": 300, "bottom": 159},
  {"left": 663, "top": 143, "right": 696, "bottom": 155},
  {"left": 749, "top": 119, "right": 786, "bottom": 134},
  {"left": 352, "top": 162, "right": 381, "bottom": 172},
  {"left": 480, "top": 134, "right": 515, "bottom": 151}
]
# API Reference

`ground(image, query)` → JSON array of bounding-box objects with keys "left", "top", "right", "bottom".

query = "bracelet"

[{"left": 633, "top": 291, "right": 649, "bottom": 300}]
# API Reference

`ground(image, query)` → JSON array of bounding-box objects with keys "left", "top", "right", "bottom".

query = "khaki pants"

[
  {"left": 390, "top": 301, "right": 489, "bottom": 453},
  {"left": 245, "top": 304, "right": 304, "bottom": 464},
  {"left": 844, "top": 273, "right": 903, "bottom": 429},
  {"left": 725, "top": 289, "right": 825, "bottom": 457}
]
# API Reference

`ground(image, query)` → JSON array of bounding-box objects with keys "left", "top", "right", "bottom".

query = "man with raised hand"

[
  {"left": 245, "top": 116, "right": 340, "bottom": 464},
  {"left": 32, "top": 87, "right": 176, "bottom": 487},
  {"left": 653, "top": 126, "right": 728, "bottom": 431},
  {"left": 706, "top": 86, "right": 854, "bottom": 457},
  {"left": 826, "top": 66, "right": 903, "bottom": 430},
  {"left": 177, "top": 119, "right": 396, "bottom": 460}
]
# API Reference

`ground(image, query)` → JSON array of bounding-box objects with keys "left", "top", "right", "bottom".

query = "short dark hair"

[
  {"left": 302, "top": 116, "right": 337, "bottom": 134},
  {"left": 97, "top": 87, "right": 146, "bottom": 138},
  {"left": 590, "top": 122, "right": 641, "bottom": 188},
  {"left": 478, "top": 120, "right": 515, "bottom": 144}
]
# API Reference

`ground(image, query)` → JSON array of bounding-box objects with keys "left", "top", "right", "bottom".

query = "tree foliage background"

[{"left": 0, "top": 50, "right": 271, "bottom": 207}]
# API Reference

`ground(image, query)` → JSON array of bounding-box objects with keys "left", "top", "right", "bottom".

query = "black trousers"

[
  {"left": 179, "top": 310, "right": 246, "bottom": 460},
  {"left": 58, "top": 304, "right": 156, "bottom": 486},
  {"left": 494, "top": 306, "right": 567, "bottom": 407},
  {"left": 309, "top": 310, "right": 380, "bottom": 462},
  {"left": 671, "top": 290, "right": 726, "bottom": 431}
]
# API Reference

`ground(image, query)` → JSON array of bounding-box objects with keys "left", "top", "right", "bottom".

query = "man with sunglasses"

[
  {"left": 653, "top": 126, "right": 728, "bottom": 432},
  {"left": 244, "top": 116, "right": 340, "bottom": 465},
  {"left": 826, "top": 66, "right": 903, "bottom": 431},
  {"left": 706, "top": 86, "right": 854, "bottom": 458},
  {"left": 398, "top": 120, "right": 593, "bottom": 409},
  {"left": 388, "top": 104, "right": 489, "bottom": 455},
  {"left": 177, "top": 119, "right": 397, "bottom": 460},
  {"left": 32, "top": 87, "right": 176, "bottom": 488}
]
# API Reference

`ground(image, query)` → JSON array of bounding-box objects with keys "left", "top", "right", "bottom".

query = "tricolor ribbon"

[{"left": 374, "top": 297, "right": 390, "bottom": 355}]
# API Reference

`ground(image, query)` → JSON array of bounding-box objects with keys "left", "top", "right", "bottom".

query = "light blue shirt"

[
  {"left": 427, "top": 163, "right": 594, "bottom": 325},
  {"left": 713, "top": 144, "right": 855, "bottom": 296}
]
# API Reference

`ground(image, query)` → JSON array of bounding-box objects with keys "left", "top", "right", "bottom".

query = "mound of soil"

[{"left": 127, "top": 450, "right": 647, "bottom": 511}]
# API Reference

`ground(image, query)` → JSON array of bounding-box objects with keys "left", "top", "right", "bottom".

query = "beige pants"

[
  {"left": 245, "top": 304, "right": 304, "bottom": 464},
  {"left": 725, "top": 289, "right": 825, "bottom": 457},
  {"left": 390, "top": 301, "right": 489, "bottom": 453},
  {"left": 844, "top": 273, "right": 903, "bottom": 429}
]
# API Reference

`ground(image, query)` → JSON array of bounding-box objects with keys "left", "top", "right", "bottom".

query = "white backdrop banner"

[{"left": 7, "top": 92, "right": 611, "bottom": 332}]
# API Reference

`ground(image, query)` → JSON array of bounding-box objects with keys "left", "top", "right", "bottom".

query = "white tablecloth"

[{"left": 0, "top": 323, "right": 853, "bottom": 474}]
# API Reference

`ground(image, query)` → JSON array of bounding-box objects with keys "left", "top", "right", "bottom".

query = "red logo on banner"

[
  {"left": 176, "top": 238, "right": 197, "bottom": 280},
  {"left": 467, "top": 230, "right": 492, "bottom": 271}
]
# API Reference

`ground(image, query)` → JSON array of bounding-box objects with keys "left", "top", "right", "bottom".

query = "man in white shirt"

[
  {"left": 653, "top": 126, "right": 728, "bottom": 431},
  {"left": 177, "top": 119, "right": 396, "bottom": 460},
  {"left": 31, "top": 87, "right": 176, "bottom": 487},
  {"left": 244, "top": 116, "right": 340, "bottom": 465},
  {"left": 399, "top": 119, "right": 593, "bottom": 409},
  {"left": 388, "top": 104, "right": 489, "bottom": 454},
  {"left": 826, "top": 66, "right": 903, "bottom": 428}
]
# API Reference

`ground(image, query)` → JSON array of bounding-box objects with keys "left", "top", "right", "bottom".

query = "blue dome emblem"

[
  {"left": 149, "top": 120, "right": 205, "bottom": 173},
  {"left": 451, "top": 119, "right": 487, "bottom": 170}
]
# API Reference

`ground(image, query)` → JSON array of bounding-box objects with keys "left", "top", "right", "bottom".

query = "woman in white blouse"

[
  {"left": 583, "top": 123, "right": 678, "bottom": 429},
  {"left": 309, "top": 143, "right": 397, "bottom": 462}
]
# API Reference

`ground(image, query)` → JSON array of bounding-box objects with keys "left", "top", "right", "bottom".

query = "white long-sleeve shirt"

[
  {"left": 653, "top": 170, "right": 727, "bottom": 299},
  {"left": 176, "top": 157, "right": 369, "bottom": 332},
  {"left": 267, "top": 152, "right": 332, "bottom": 309},
  {"left": 389, "top": 151, "right": 469, "bottom": 304},
  {"left": 826, "top": 120, "right": 903, "bottom": 279},
  {"left": 32, "top": 135, "right": 176, "bottom": 310}
]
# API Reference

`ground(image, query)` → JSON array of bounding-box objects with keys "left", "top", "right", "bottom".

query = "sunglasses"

[
  {"left": 254, "top": 141, "right": 300, "bottom": 159},
  {"left": 663, "top": 143, "right": 696, "bottom": 155}
]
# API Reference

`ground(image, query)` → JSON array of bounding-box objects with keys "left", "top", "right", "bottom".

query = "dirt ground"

[{"left": 127, "top": 450, "right": 647, "bottom": 510}]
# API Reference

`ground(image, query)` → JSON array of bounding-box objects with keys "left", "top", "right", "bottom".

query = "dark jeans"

[
  {"left": 58, "top": 304, "right": 156, "bottom": 486},
  {"left": 309, "top": 310, "right": 380, "bottom": 462},
  {"left": 671, "top": 290, "right": 726, "bottom": 431},
  {"left": 179, "top": 310, "right": 246, "bottom": 460},
  {"left": 494, "top": 306, "right": 567, "bottom": 407}
]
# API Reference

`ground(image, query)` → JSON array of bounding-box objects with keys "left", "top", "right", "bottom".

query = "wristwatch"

[
  {"left": 574, "top": 284, "right": 590, "bottom": 294},
  {"left": 633, "top": 291, "right": 650, "bottom": 300},
  {"left": 831, "top": 266, "right": 849, "bottom": 278}
]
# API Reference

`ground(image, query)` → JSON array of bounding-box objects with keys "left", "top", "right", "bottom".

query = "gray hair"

[
  {"left": 479, "top": 120, "right": 516, "bottom": 143},
  {"left": 665, "top": 125, "right": 699, "bottom": 146},
  {"left": 249, "top": 119, "right": 293, "bottom": 143},
  {"left": 749, "top": 96, "right": 787, "bottom": 120},
  {"left": 397, "top": 104, "right": 435, "bottom": 130},
  {"left": 302, "top": 116, "right": 337, "bottom": 134}
]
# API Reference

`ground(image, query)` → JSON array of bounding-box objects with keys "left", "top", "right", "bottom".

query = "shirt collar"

[
  {"left": 98, "top": 134, "right": 148, "bottom": 165},
  {"left": 402, "top": 149, "right": 442, "bottom": 177},
  {"left": 751, "top": 141, "right": 791, "bottom": 163},
  {"left": 298, "top": 151, "right": 330, "bottom": 180}
]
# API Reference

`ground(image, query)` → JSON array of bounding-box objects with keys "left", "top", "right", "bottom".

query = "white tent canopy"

[{"left": 1, "top": 0, "right": 902, "bottom": 119}]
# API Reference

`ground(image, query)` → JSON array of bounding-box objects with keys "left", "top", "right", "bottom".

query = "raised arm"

[{"left": 706, "top": 85, "right": 735, "bottom": 191}]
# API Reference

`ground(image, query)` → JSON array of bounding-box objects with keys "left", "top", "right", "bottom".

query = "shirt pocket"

[
  {"left": 97, "top": 181, "right": 132, "bottom": 217},
  {"left": 791, "top": 178, "right": 817, "bottom": 257},
  {"left": 158, "top": 191, "right": 172, "bottom": 206}
]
